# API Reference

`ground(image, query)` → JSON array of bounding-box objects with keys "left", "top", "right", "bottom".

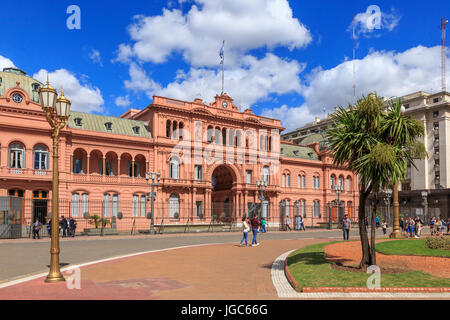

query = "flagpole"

[{"left": 222, "top": 40, "right": 225, "bottom": 94}]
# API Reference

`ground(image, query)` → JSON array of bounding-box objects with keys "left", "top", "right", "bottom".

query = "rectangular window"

[
  {"left": 298, "top": 175, "right": 301, "bottom": 188},
  {"left": 81, "top": 194, "right": 88, "bottom": 216},
  {"left": 72, "top": 193, "right": 79, "bottom": 217},
  {"left": 112, "top": 194, "right": 119, "bottom": 217},
  {"left": 73, "top": 158, "right": 83, "bottom": 174},
  {"left": 194, "top": 165, "right": 203, "bottom": 180},
  {"left": 433, "top": 111, "right": 439, "bottom": 118},
  {"left": 346, "top": 178, "right": 350, "bottom": 191},
  {"left": 282, "top": 174, "right": 285, "bottom": 187},
  {"left": 132, "top": 195, "right": 139, "bottom": 217},
  {"left": 302, "top": 176, "right": 306, "bottom": 188},
  {"left": 140, "top": 196, "right": 146, "bottom": 217},
  {"left": 262, "top": 200, "right": 269, "bottom": 218},
  {"left": 105, "top": 160, "right": 114, "bottom": 176},
  {"left": 286, "top": 175, "right": 291, "bottom": 187},
  {"left": 104, "top": 194, "right": 110, "bottom": 217},
  {"left": 246, "top": 170, "right": 252, "bottom": 184},
  {"left": 196, "top": 201, "right": 203, "bottom": 217}
]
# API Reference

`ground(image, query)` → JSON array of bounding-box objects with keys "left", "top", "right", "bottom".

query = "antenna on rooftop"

[
  {"left": 439, "top": 17, "right": 448, "bottom": 92},
  {"left": 353, "top": 15, "right": 356, "bottom": 103}
]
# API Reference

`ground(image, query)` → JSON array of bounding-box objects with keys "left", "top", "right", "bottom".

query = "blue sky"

[{"left": 1, "top": 0, "right": 449, "bottom": 132}]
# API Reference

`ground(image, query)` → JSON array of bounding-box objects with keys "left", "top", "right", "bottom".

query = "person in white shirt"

[{"left": 240, "top": 217, "right": 250, "bottom": 247}]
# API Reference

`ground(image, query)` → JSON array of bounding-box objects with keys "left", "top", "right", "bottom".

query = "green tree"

[{"left": 326, "top": 94, "right": 425, "bottom": 269}]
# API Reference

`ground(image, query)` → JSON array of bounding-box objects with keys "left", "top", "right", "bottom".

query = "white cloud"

[
  {"left": 265, "top": 45, "right": 450, "bottom": 132},
  {"left": 131, "top": 53, "right": 303, "bottom": 109},
  {"left": 116, "top": 0, "right": 312, "bottom": 67},
  {"left": 352, "top": 5, "right": 401, "bottom": 38},
  {"left": 0, "top": 55, "right": 15, "bottom": 70},
  {"left": 33, "top": 69, "right": 104, "bottom": 113},
  {"left": 89, "top": 49, "right": 103, "bottom": 66},
  {"left": 115, "top": 95, "right": 131, "bottom": 107}
]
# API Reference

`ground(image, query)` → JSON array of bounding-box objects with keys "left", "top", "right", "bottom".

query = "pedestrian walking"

[
  {"left": 447, "top": 218, "right": 450, "bottom": 235},
  {"left": 440, "top": 217, "right": 445, "bottom": 234},
  {"left": 46, "top": 218, "right": 51, "bottom": 237},
  {"left": 69, "top": 217, "right": 77, "bottom": 237},
  {"left": 381, "top": 220, "right": 387, "bottom": 236},
  {"left": 239, "top": 217, "right": 250, "bottom": 247},
  {"left": 60, "top": 216, "right": 68, "bottom": 237},
  {"left": 285, "top": 215, "right": 292, "bottom": 231},
  {"left": 250, "top": 215, "right": 261, "bottom": 246},
  {"left": 299, "top": 215, "right": 305, "bottom": 231},
  {"left": 342, "top": 214, "right": 351, "bottom": 241},
  {"left": 375, "top": 216, "right": 380, "bottom": 229},
  {"left": 408, "top": 218, "right": 415, "bottom": 238},
  {"left": 415, "top": 217, "right": 422, "bottom": 238},
  {"left": 32, "top": 219, "right": 42, "bottom": 239},
  {"left": 260, "top": 217, "right": 267, "bottom": 233},
  {"left": 430, "top": 217, "right": 436, "bottom": 236}
]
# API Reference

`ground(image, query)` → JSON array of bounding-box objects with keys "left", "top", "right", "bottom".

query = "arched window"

[
  {"left": 286, "top": 174, "right": 291, "bottom": 187},
  {"left": 169, "top": 157, "right": 180, "bottom": 179},
  {"left": 172, "top": 121, "right": 178, "bottom": 139},
  {"left": 330, "top": 175, "right": 336, "bottom": 189},
  {"left": 179, "top": 122, "right": 184, "bottom": 139},
  {"left": 262, "top": 166, "right": 269, "bottom": 184},
  {"left": 301, "top": 200, "right": 306, "bottom": 217},
  {"left": 268, "top": 136, "right": 272, "bottom": 152},
  {"left": 313, "top": 200, "right": 321, "bottom": 217},
  {"left": 166, "top": 120, "right": 172, "bottom": 138},
  {"left": 207, "top": 125, "right": 213, "bottom": 143},
  {"left": 282, "top": 174, "right": 286, "bottom": 187},
  {"left": 9, "top": 143, "right": 25, "bottom": 169},
  {"left": 222, "top": 128, "right": 227, "bottom": 145},
  {"left": 140, "top": 195, "right": 146, "bottom": 217},
  {"left": 339, "top": 176, "right": 344, "bottom": 189},
  {"left": 103, "top": 194, "right": 110, "bottom": 217},
  {"left": 169, "top": 193, "right": 180, "bottom": 218},
  {"left": 346, "top": 176, "right": 351, "bottom": 192},
  {"left": 33, "top": 145, "right": 49, "bottom": 170},
  {"left": 215, "top": 127, "right": 221, "bottom": 144}
]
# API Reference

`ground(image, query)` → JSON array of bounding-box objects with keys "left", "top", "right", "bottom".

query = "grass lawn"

[
  {"left": 287, "top": 242, "right": 450, "bottom": 288},
  {"left": 376, "top": 239, "right": 450, "bottom": 258}
]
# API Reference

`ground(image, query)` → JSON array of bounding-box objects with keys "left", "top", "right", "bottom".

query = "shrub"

[{"left": 425, "top": 237, "right": 450, "bottom": 250}]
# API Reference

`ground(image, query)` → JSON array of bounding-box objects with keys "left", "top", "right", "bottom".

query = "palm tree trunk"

[
  {"left": 358, "top": 184, "right": 372, "bottom": 270},
  {"left": 370, "top": 192, "right": 377, "bottom": 266}
]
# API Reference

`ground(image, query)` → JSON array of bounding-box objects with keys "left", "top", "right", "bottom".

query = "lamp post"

[
  {"left": 294, "top": 200, "right": 300, "bottom": 230},
  {"left": 327, "top": 201, "right": 332, "bottom": 230},
  {"left": 384, "top": 189, "right": 392, "bottom": 227},
  {"left": 145, "top": 172, "right": 161, "bottom": 234},
  {"left": 39, "top": 78, "right": 71, "bottom": 283},
  {"left": 332, "top": 183, "right": 344, "bottom": 223},
  {"left": 256, "top": 180, "right": 267, "bottom": 219},
  {"left": 421, "top": 190, "right": 428, "bottom": 222}
]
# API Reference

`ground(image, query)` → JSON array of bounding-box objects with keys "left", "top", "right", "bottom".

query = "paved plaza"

[{"left": 0, "top": 227, "right": 448, "bottom": 300}]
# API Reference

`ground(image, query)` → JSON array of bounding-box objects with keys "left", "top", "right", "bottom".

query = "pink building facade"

[{"left": 0, "top": 68, "right": 359, "bottom": 230}]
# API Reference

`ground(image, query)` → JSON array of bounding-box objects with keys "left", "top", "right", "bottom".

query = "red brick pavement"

[{"left": 0, "top": 238, "right": 326, "bottom": 300}]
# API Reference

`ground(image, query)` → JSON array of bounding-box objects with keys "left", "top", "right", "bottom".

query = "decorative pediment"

[
  {"left": 244, "top": 117, "right": 261, "bottom": 125},
  {"left": 192, "top": 107, "right": 213, "bottom": 116}
]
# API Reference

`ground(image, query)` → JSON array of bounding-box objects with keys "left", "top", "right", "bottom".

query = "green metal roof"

[
  {"left": 299, "top": 133, "right": 329, "bottom": 151},
  {"left": 280, "top": 144, "right": 319, "bottom": 160},
  {"left": 0, "top": 68, "right": 43, "bottom": 103},
  {"left": 67, "top": 111, "right": 152, "bottom": 138}
]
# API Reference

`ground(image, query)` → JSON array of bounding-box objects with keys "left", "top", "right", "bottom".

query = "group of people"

[
  {"left": 429, "top": 217, "right": 449, "bottom": 236},
  {"left": 239, "top": 216, "right": 267, "bottom": 247},
  {"left": 31, "top": 216, "right": 77, "bottom": 240},
  {"left": 284, "top": 215, "right": 306, "bottom": 231},
  {"left": 399, "top": 217, "right": 423, "bottom": 238}
]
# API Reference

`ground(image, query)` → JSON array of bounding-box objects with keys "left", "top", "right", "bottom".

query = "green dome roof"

[{"left": 0, "top": 68, "right": 43, "bottom": 103}]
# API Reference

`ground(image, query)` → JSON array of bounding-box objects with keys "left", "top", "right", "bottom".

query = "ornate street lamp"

[
  {"left": 146, "top": 171, "right": 161, "bottom": 234},
  {"left": 327, "top": 201, "right": 332, "bottom": 230},
  {"left": 256, "top": 180, "right": 267, "bottom": 219},
  {"left": 384, "top": 189, "right": 392, "bottom": 226},
  {"left": 332, "top": 183, "right": 344, "bottom": 223},
  {"left": 39, "top": 78, "right": 71, "bottom": 283}
]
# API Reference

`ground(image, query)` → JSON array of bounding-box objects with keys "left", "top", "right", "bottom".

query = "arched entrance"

[{"left": 211, "top": 165, "right": 235, "bottom": 222}]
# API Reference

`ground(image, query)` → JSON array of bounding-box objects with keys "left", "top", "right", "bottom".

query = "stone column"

[
  {"left": 86, "top": 154, "right": 90, "bottom": 175},
  {"left": 102, "top": 157, "right": 106, "bottom": 176},
  {"left": 131, "top": 160, "right": 135, "bottom": 178},
  {"left": 117, "top": 158, "right": 121, "bottom": 176}
]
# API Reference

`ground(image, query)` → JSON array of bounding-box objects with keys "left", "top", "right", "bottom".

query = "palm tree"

[
  {"left": 379, "top": 99, "right": 426, "bottom": 238},
  {"left": 326, "top": 94, "right": 425, "bottom": 268}
]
